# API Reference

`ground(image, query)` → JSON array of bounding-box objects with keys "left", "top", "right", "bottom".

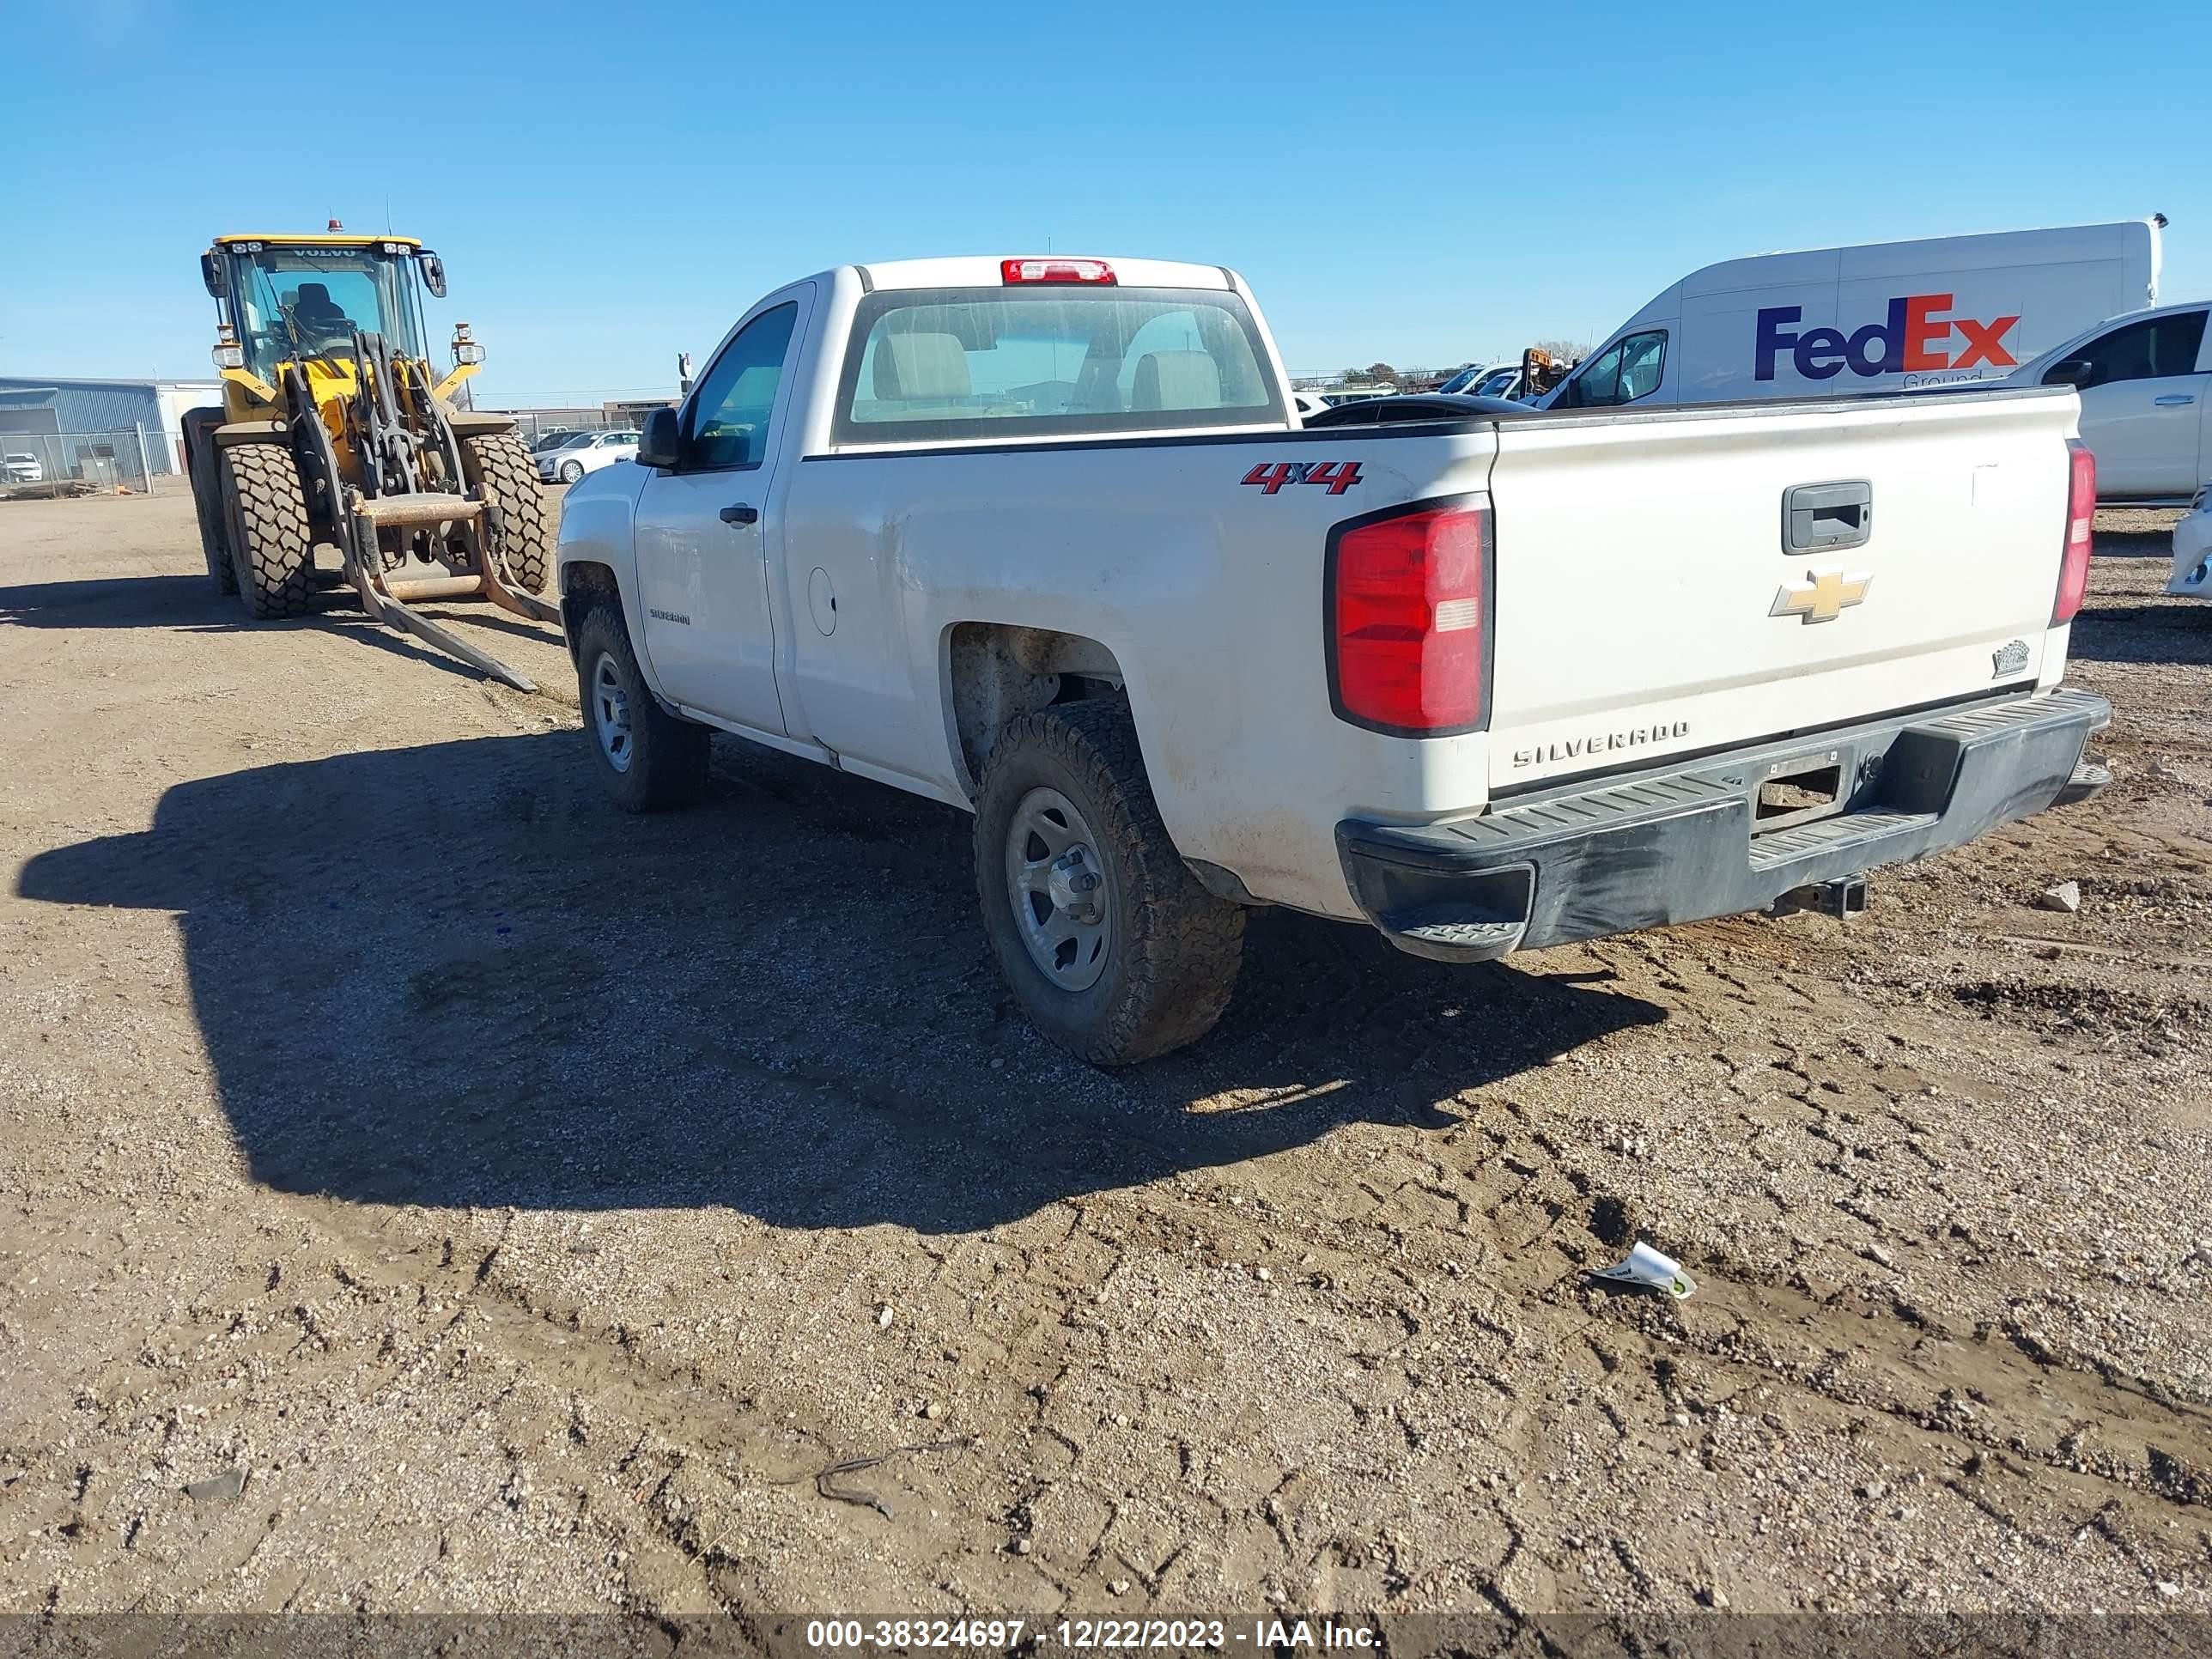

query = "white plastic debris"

[{"left": 1590, "top": 1241, "right": 1697, "bottom": 1299}]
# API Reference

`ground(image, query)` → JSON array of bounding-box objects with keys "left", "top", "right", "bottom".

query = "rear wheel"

[
  {"left": 459, "top": 430, "right": 556, "bottom": 594},
  {"left": 217, "top": 442, "right": 313, "bottom": 619},
  {"left": 181, "top": 409, "right": 236, "bottom": 595},
  {"left": 570, "top": 601, "right": 709, "bottom": 811},
  {"left": 974, "top": 700, "right": 1246, "bottom": 1065}
]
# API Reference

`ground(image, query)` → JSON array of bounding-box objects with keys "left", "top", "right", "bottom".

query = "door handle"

[
  {"left": 719, "top": 503, "right": 759, "bottom": 526},
  {"left": 2153, "top": 395, "right": 2196, "bottom": 407}
]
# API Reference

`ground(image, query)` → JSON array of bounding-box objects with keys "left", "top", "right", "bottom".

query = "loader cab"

[{"left": 204, "top": 234, "right": 439, "bottom": 383}]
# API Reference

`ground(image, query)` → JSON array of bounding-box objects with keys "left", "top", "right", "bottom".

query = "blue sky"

[{"left": 5, "top": 0, "right": 2208, "bottom": 404}]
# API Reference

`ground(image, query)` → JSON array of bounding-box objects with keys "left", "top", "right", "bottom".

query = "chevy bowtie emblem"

[{"left": 1771, "top": 568, "right": 1873, "bottom": 623}]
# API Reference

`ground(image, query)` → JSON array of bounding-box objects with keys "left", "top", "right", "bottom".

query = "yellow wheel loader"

[{"left": 179, "top": 227, "right": 562, "bottom": 690}]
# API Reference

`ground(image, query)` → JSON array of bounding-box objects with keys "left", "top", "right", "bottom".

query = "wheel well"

[
  {"left": 947, "top": 623, "right": 1127, "bottom": 786},
  {"left": 561, "top": 562, "right": 620, "bottom": 660}
]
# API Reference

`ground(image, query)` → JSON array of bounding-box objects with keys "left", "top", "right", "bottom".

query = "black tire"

[
  {"left": 217, "top": 442, "right": 313, "bottom": 619},
  {"left": 974, "top": 700, "right": 1246, "bottom": 1065},
  {"left": 181, "top": 409, "right": 237, "bottom": 595},
  {"left": 570, "top": 600, "right": 709, "bottom": 811},
  {"left": 459, "top": 430, "right": 556, "bottom": 595},
  {"left": 558, "top": 459, "right": 585, "bottom": 485}
]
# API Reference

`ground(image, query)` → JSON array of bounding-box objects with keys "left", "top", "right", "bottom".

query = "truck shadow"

[{"left": 16, "top": 732, "right": 1663, "bottom": 1234}]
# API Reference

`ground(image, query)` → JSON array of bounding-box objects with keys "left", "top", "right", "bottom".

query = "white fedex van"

[{"left": 1544, "top": 217, "right": 2164, "bottom": 412}]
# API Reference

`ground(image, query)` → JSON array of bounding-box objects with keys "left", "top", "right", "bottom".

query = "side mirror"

[
  {"left": 637, "top": 406, "right": 681, "bottom": 471},
  {"left": 2046, "top": 358, "right": 2095, "bottom": 389},
  {"left": 416, "top": 250, "right": 447, "bottom": 299},
  {"left": 200, "top": 252, "right": 225, "bottom": 299}
]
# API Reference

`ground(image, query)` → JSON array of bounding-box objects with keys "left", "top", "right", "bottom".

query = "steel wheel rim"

[
  {"left": 1004, "top": 786, "right": 1112, "bottom": 992},
  {"left": 591, "top": 651, "right": 634, "bottom": 773}
]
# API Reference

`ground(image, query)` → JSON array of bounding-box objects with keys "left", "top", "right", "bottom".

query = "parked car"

[
  {"left": 531, "top": 429, "right": 582, "bottom": 453},
  {"left": 537, "top": 430, "right": 640, "bottom": 483},
  {"left": 554, "top": 252, "right": 2108, "bottom": 1065},
  {"left": 3, "top": 452, "right": 45, "bottom": 484},
  {"left": 1302, "top": 392, "right": 1530, "bottom": 427},
  {"left": 1437, "top": 362, "right": 1515, "bottom": 396},
  {"left": 2171, "top": 483, "right": 2212, "bottom": 599},
  {"left": 1544, "top": 216, "right": 2164, "bottom": 411},
  {"left": 2013, "top": 301, "right": 2209, "bottom": 503},
  {"left": 1291, "top": 390, "right": 1331, "bottom": 420}
]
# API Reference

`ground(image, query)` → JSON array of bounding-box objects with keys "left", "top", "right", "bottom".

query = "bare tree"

[
  {"left": 1366, "top": 362, "right": 1398, "bottom": 384},
  {"left": 1528, "top": 338, "right": 1591, "bottom": 362}
]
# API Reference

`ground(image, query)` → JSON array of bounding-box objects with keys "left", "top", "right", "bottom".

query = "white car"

[
  {"left": 537, "top": 430, "right": 640, "bottom": 484},
  {"left": 3, "top": 452, "right": 43, "bottom": 484},
  {"left": 1290, "top": 390, "right": 1330, "bottom": 420},
  {"left": 555, "top": 252, "right": 2108, "bottom": 1064},
  {"left": 2172, "top": 483, "right": 2212, "bottom": 599},
  {"left": 2014, "top": 300, "right": 2210, "bottom": 504}
]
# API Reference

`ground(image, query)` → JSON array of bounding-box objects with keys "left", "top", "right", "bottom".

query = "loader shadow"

[
  {"left": 17, "top": 732, "right": 1664, "bottom": 1234},
  {"left": 0, "top": 574, "right": 564, "bottom": 684}
]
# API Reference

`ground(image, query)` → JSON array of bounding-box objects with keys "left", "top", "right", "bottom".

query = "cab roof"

[{"left": 212, "top": 233, "right": 423, "bottom": 249}]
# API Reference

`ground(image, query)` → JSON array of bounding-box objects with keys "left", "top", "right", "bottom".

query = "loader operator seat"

[{"left": 290, "top": 282, "right": 354, "bottom": 349}]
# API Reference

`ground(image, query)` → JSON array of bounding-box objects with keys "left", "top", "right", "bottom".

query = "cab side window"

[
  {"left": 1559, "top": 330, "right": 1667, "bottom": 409},
  {"left": 685, "top": 302, "right": 799, "bottom": 470},
  {"left": 2047, "top": 311, "right": 2207, "bottom": 390}
]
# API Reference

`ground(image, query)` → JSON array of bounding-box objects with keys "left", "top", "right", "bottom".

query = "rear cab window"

[{"left": 832, "top": 287, "right": 1284, "bottom": 447}]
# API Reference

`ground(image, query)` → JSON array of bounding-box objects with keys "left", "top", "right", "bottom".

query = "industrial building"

[{"left": 0, "top": 375, "right": 223, "bottom": 480}]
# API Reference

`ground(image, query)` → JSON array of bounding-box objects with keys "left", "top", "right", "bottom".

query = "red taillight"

[
  {"left": 2055, "top": 439, "right": 2095, "bottom": 623},
  {"left": 1000, "top": 257, "right": 1116, "bottom": 285},
  {"left": 1328, "top": 501, "right": 1490, "bottom": 735}
]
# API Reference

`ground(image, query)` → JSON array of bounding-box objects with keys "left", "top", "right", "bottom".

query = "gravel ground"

[{"left": 0, "top": 493, "right": 2207, "bottom": 1636}]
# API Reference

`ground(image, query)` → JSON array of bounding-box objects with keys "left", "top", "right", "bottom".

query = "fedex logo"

[{"left": 1754, "top": 294, "right": 2021, "bottom": 382}]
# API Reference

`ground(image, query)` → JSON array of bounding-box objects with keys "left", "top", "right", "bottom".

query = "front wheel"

[
  {"left": 217, "top": 441, "right": 313, "bottom": 619},
  {"left": 974, "top": 700, "right": 1246, "bottom": 1065},
  {"left": 569, "top": 601, "right": 710, "bottom": 811},
  {"left": 558, "top": 459, "right": 585, "bottom": 484},
  {"left": 459, "top": 431, "right": 556, "bottom": 593}
]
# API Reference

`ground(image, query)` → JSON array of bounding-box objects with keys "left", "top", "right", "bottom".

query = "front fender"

[{"left": 555, "top": 465, "right": 676, "bottom": 703}]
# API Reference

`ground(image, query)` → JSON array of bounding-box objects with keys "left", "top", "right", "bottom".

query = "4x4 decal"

[{"left": 1241, "top": 460, "right": 1363, "bottom": 495}]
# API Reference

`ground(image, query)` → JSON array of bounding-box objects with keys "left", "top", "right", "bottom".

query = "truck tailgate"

[{"left": 1486, "top": 388, "right": 2077, "bottom": 790}]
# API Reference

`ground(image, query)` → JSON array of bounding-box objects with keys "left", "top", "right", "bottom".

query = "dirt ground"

[{"left": 0, "top": 491, "right": 2207, "bottom": 1638}]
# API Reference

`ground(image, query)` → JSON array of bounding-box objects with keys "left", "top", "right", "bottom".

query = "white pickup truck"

[{"left": 555, "top": 255, "right": 2112, "bottom": 1064}]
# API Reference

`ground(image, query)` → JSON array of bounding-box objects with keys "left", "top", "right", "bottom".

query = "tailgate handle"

[{"left": 1783, "top": 480, "right": 1872, "bottom": 553}]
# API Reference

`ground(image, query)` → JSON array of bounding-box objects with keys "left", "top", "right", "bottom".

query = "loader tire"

[
  {"left": 181, "top": 409, "right": 237, "bottom": 595},
  {"left": 218, "top": 442, "right": 314, "bottom": 620},
  {"left": 461, "top": 432, "right": 556, "bottom": 595},
  {"left": 975, "top": 699, "right": 1246, "bottom": 1066},
  {"left": 571, "top": 600, "right": 710, "bottom": 812}
]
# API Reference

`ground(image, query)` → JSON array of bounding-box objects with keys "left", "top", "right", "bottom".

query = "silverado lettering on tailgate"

[{"left": 1513, "top": 720, "right": 1691, "bottom": 769}]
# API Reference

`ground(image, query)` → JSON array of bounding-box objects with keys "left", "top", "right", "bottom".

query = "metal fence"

[{"left": 0, "top": 427, "right": 173, "bottom": 498}]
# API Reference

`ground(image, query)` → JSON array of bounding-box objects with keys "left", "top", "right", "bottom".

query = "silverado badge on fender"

[
  {"left": 1241, "top": 460, "right": 1363, "bottom": 495},
  {"left": 1771, "top": 568, "right": 1872, "bottom": 623}
]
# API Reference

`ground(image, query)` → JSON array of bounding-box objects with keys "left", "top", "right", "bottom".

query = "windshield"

[{"left": 223, "top": 244, "right": 428, "bottom": 378}]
